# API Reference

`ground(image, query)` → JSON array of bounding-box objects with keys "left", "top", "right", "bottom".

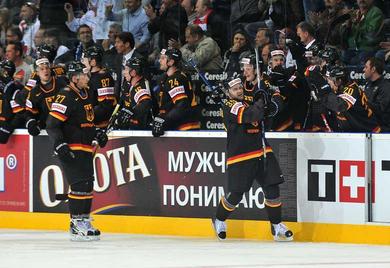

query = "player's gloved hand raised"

[
  {"left": 116, "top": 108, "right": 134, "bottom": 129},
  {"left": 26, "top": 119, "right": 41, "bottom": 136},
  {"left": 265, "top": 96, "right": 280, "bottom": 118},
  {"left": 152, "top": 116, "right": 165, "bottom": 137},
  {"left": 305, "top": 65, "right": 331, "bottom": 98},
  {"left": 54, "top": 142, "right": 75, "bottom": 162},
  {"left": 270, "top": 65, "right": 288, "bottom": 95},
  {"left": 95, "top": 129, "right": 108, "bottom": 148},
  {"left": 0, "top": 124, "right": 13, "bottom": 144}
]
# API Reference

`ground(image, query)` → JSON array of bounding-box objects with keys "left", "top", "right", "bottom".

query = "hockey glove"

[
  {"left": 269, "top": 66, "right": 288, "bottom": 95},
  {"left": 54, "top": 142, "right": 75, "bottom": 162},
  {"left": 95, "top": 129, "right": 108, "bottom": 148},
  {"left": 116, "top": 108, "right": 134, "bottom": 129},
  {"left": 152, "top": 117, "right": 165, "bottom": 137},
  {"left": 26, "top": 119, "right": 41, "bottom": 136},
  {"left": 0, "top": 124, "right": 13, "bottom": 144},
  {"left": 264, "top": 97, "right": 279, "bottom": 118},
  {"left": 305, "top": 65, "right": 331, "bottom": 98}
]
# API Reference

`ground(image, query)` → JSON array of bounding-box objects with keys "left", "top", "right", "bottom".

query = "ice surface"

[{"left": 1, "top": 230, "right": 390, "bottom": 268}]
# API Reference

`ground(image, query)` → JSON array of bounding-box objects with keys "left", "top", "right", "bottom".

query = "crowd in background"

[{"left": 0, "top": 0, "right": 389, "bottom": 133}]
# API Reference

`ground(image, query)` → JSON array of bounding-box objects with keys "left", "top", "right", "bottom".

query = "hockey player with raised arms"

[{"left": 211, "top": 76, "right": 293, "bottom": 242}]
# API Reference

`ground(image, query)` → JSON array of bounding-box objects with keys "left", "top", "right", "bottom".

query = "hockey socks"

[
  {"left": 265, "top": 199, "right": 282, "bottom": 224},
  {"left": 215, "top": 192, "right": 243, "bottom": 221}
]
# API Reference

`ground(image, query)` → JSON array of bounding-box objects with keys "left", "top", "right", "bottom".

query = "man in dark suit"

[{"left": 113, "top": 32, "right": 142, "bottom": 98}]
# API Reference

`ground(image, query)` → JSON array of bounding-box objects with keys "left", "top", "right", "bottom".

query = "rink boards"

[{"left": 1, "top": 130, "right": 390, "bottom": 244}]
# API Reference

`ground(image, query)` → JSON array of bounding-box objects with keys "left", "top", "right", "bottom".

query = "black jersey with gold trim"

[
  {"left": 322, "top": 82, "right": 381, "bottom": 132},
  {"left": 221, "top": 98, "right": 272, "bottom": 166},
  {"left": 46, "top": 84, "right": 96, "bottom": 153},
  {"left": 122, "top": 78, "right": 152, "bottom": 129},
  {"left": 25, "top": 76, "right": 68, "bottom": 129},
  {"left": 158, "top": 71, "right": 200, "bottom": 130}
]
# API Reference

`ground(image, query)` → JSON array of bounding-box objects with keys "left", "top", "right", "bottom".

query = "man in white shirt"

[{"left": 19, "top": 2, "right": 40, "bottom": 54}]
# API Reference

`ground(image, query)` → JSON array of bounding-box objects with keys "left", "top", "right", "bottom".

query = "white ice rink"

[{"left": 1, "top": 230, "right": 390, "bottom": 268}]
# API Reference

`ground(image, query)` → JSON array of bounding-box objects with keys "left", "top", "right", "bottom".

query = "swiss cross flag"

[{"left": 339, "top": 160, "right": 375, "bottom": 203}]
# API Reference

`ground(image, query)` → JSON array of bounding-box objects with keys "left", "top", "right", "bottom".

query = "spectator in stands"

[
  {"left": 363, "top": 57, "right": 390, "bottom": 132},
  {"left": 64, "top": 2, "right": 96, "bottom": 39},
  {"left": 114, "top": 32, "right": 142, "bottom": 97},
  {"left": 6, "top": 25, "right": 22, "bottom": 44},
  {"left": 296, "top": 21, "right": 320, "bottom": 52},
  {"left": 102, "top": 23, "right": 122, "bottom": 70},
  {"left": 254, "top": 27, "right": 273, "bottom": 49},
  {"left": 261, "top": 43, "right": 275, "bottom": 67},
  {"left": 33, "top": 28, "right": 45, "bottom": 49},
  {"left": 19, "top": 2, "right": 40, "bottom": 53},
  {"left": 276, "top": 28, "right": 297, "bottom": 69},
  {"left": 106, "top": 0, "right": 150, "bottom": 51},
  {"left": 5, "top": 41, "right": 32, "bottom": 85},
  {"left": 193, "top": 0, "right": 227, "bottom": 53},
  {"left": 223, "top": 29, "right": 252, "bottom": 75},
  {"left": 145, "top": 0, "right": 188, "bottom": 50},
  {"left": 341, "top": 0, "right": 384, "bottom": 65},
  {"left": 0, "top": 7, "right": 11, "bottom": 47},
  {"left": 303, "top": 0, "right": 326, "bottom": 21},
  {"left": 44, "top": 28, "right": 70, "bottom": 60},
  {"left": 55, "top": 24, "right": 95, "bottom": 64},
  {"left": 180, "top": 24, "right": 222, "bottom": 72},
  {"left": 308, "top": 0, "right": 350, "bottom": 46},
  {"left": 376, "top": 41, "right": 390, "bottom": 63},
  {"left": 181, "top": 0, "right": 197, "bottom": 24}
]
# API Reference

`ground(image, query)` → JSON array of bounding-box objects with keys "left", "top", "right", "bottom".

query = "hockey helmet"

[
  {"left": 318, "top": 47, "right": 339, "bottom": 65},
  {"left": 0, "top": 59, "right": 16, "bottom": 79},
  {"left": 161, "top": 48, "right": 182, "bottom": 63},
  {"left": 326, "top": 65, "right": 346, "bottom": 80},
  {"left": 241, "top": 54, "right": 263, "bottom": 70},
  {"left": 125, "top": 57, "right": 144, "bottom": 75},
  {"left": 37, "top": 44, "right": 57, "bottom": 63},
  {"left": 84, "top": 45, "right": 103, "bottom": 63},
  {"left": 67, "top": 61, "right": 88, "bottom": 79},
  {"left": 225, "top": 74, "right": 243, "bottom": 90}
]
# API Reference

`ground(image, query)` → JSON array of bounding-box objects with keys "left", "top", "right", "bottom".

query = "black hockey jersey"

[
  {"left": 88, "top": 69, "right": 116, "bottom": 127},
  {"left": 322, "top": 82, "right": 381, "bottom": 132},
  {"left": 25, "top": 76, "right": 68, "bottom": 129},
  {"left": 46, "top": 84, "right": 96, "bottom": 153},
  {"left": 222, "top": 98, "right": 273, "bottom": 166},
  {"left": 0, "top": 80, "right": 24, "bottom": 128},
  {"left": 122, "top": 78, "right": 152, "bottom": 130},
  {"left": 158, "top": 71, "right": 200, "bottom": 130}
]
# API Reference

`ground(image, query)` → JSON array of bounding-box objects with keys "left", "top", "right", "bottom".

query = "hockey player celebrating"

[
  {"left": 305, "top": 64, "right": 381, "bottom": 132},
  {"left": 152, "top": 48, "right": 200, "bottom": 137},
  {"left": 46, "top": 61, "right": 108, "bottom": 241},
  {"left": 115, "top": 57, "right": 153, "bottom": 130},
  {"left": 0, "top": 60, "right": 24, "bottom": 143},
  {"left": 212, "top": 75, "right": 293, "bottom": 242}
]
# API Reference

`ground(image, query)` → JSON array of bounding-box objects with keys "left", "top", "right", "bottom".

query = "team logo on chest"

[
  {"left": 84, "top": 104, "right": 94, "bottom": 122},
  {"left": 45, "top": 96, "right": 55, "bottom": 110}
]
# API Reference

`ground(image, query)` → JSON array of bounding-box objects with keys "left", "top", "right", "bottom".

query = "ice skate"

[
  {"left": 70, "top": 216, "right": 100, "bottom": 242},
  {"left": 211, "top": 218, "right": 226, "bottom": 240},
  {"left": 271, "top": 222, "right": 293, "bottom": 242}
]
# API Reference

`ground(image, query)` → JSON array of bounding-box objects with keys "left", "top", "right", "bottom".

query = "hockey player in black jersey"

[
  {"left": 83, "top": 45, "right": 116, "bottom": 128},
  {"left": 46, "top": 61, "right": 108, "bottom": 241},
  {"left": 115, "top": 57, "right": 152, "bottom": 130},
  {"left": 152, "top": 48, "right": 200, "bottom": 137},
  {"left": 0, "top": 60, "right": 24, "bottom": 143},
  {"left": 306, "top": 65, "right": 381, "bottom": 132},
  {"left": 23, "top": 58, "right": 68, "bottom": 136},
  {"left": 212, "top": 76, "right": 293, "bottom": 242}
]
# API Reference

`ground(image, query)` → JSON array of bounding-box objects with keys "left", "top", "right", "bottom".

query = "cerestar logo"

[{"left": 308, "top": 159, "right": 375, "bottom": 203}]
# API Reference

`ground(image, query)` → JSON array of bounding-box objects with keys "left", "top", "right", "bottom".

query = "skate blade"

[
  {"left": 70, "top": 234, "right": 100, "bottom": 242},
  {"left": 273, "top": 235, "right": 294, "bottom": 242}
]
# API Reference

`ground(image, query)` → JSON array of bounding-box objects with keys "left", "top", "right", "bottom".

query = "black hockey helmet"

[
  {"left": 161, "top": 48, "right": 182, "bottom": 64},
  {"left": 326, "top": 65, "right": 346, "bottom": 80},
  {"left": 84, "top": 45, "right": 103, "bottom": 63},
  {"left": 0, "top": 59, "right": 16, "bottom": 79},
  {"left": 67, "top": 61, "right": 88, "bottom": 79},
  {"left": 318, "top": 47, "right": 339, "bottom": 64},
  {"left": 37, "top": 44, "right": 57, "bottom": 63},
  {"left": 125, "top": 57, "right": 144, "bottom": 75}
]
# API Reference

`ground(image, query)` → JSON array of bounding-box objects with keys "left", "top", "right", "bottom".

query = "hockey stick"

[
  {"left": 187, "top": 58, "right": 226, "bottom": 103},
  {"left": 254, "top": 48, "right": 268, "bottom": 169}
]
